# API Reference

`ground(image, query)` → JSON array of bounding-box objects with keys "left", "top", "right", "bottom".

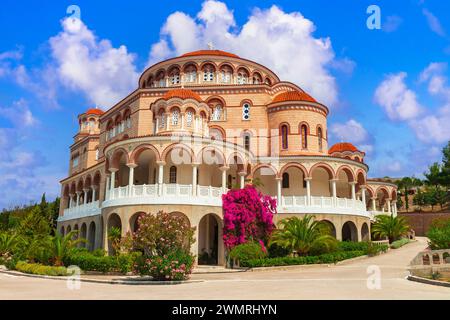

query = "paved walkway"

[{"left": 0, "top": 237, "right": 449, "bottom": 300}]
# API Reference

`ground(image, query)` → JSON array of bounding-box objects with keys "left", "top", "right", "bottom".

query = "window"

[
  {"left": 126, "top": 117, "right": 131, "bottom": 129},
  {"left": 172, "top": 109, "right": 179, "bottom": 126},
  {"left": 72, "top": 155, "right": 79, "bottom": 168},
  {"left": 186, "top": 110, "right": 193, "bottom": 127},
  {"left": 318, "top": 127, "right": 323, "bottom": 151},
  {"left": 281, "top": 125, "right": 288, "bottom": 149},
  {"left": 244, "top": 134, "right": 251, "bottom": 151},
  {"left": 185, "top": 67, "right": 197, "bottom": 83},
  {"left": 203, "top": 66, "right": 214, "bottom": 82},
  {"left": 301, "top": 125, "right": 308, "bottom": 149},
  {"left": 282, "top": 173, "right": 290, "bottom": 188},
  {"left": 212, "top": 105, "right": 222, "bottom": 121},
  {"left": 158, "top": 78, "right": 165, "bottom": 87},
  {"left": 169, "top": 166, "right": 177, "bottom": 184},
  {"left": 159, "top": 111, "right": 165, "bottom": 128},
  {"left": 220, "top": 68, "right": 232, "bottom": 83},
  {"left": 237, "top": 72, "right": 248, "bottom": 84},
  {"left": 242, "top": 103, "right": 250, "bottom": 120}
]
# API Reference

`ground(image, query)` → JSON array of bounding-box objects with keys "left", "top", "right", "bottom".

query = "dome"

[
  {"left": 181, "top": 50, "right": 239, "bottom": 59},
  {"left": 85, "top": 108, "right": 104, "bottom": 116},
  {"left": 163, "top": 88, "right": 203, "bottom": 102},
  {"left": 329, "top": 142, "right": 359, "bottom": 154},
  {"left": 272, "top": 90, "right": 317, "bottom": 103}
]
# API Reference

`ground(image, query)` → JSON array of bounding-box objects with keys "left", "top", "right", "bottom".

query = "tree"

[
  {"left": 107, "top": 227, "right": 122, "bottom": 255},
  {"left": 222, "top": 185, "right": 276, "bottom": 250},
  {"left": 440, "top": 141, "right": 450, "bottom": 187},
  {"left": 48, "top": 230, "right": 85, "bottom": 266},
  {"left": 270, "top": 215, "right": 337, "bottom": 256},
  {"left": 371, "top": 214, "right": 410, "bottom": 243},
  {"left": 413, "top": 188, "right": 426, "bottom": 211}
]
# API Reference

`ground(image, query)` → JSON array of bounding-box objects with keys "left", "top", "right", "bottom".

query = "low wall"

[
  {"left": 408, "top": 249, "right": 450, "bottom": 278},
  {"left": 398, "top": 212, "right": 450, "bottom": 236}
]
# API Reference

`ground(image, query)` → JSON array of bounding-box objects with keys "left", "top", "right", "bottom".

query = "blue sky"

[{"left": 0, "top": 0, "right": 449, "bottom": 208}]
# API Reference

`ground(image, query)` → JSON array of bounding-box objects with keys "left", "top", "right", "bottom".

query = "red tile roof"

[
  {"left": 181, "top": 50, "right": 239, "bottom": 58},
  {"left": 163, "top": 89, "right": 203, "bottom": 102},
  {"left": 272, "top": 90, "right": 317, "bottom": 103},
  {"left": 329, "top": 142, "right": 359, "bottom": 154},
  {"left": 85, "top": 108, "right": 104, "bottom": 116}
]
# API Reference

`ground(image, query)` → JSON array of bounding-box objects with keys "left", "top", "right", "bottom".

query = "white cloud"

[
  {"left": 48, "top": 18, "right": 139, "bottom": 108},
  {"left": 148, "top": 0, "right": 350, "bottom": 106},
  {"left": 422, "top": 9, "right": 446, "bottom": 37},
  {"left": 374, "top": 72, "right": 423, "bottom": 121},
  {"left": 330, "top": 119, "right": 373, "bottom": 153},
  {"left": 0, "top": 99, "right": 38, "bottom": 128},
  {"left": 382, "top": 15, "right": 403, "bottom": 33}
]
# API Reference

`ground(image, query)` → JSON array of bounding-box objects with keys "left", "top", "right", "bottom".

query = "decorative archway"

[
  {"left": 321, "top": 220, "right": 337, "bottom": 238},
  {"left": 361, "top": 223, "right": 370, "bottom": 241},
  {"left": 107, "top": 213, "right": 122, "bottom": 255},
  {"left": 198, "top": 213, "right": 223, "bottom": 266},
  {"left": 88, "top": 221, "right": 96, "bottom": 251},
  {"left": 342, "top": 221, "right": 358, "bottom": 242}
]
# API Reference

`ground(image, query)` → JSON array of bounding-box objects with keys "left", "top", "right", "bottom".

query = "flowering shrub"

[
  {"left": 222, "top": 185, "right": 276, "bottom": 249},
  {"left": 134, "top": 250, "right": 195, "bottom": 281},
  {"left": 128, "top": 211, "right": 196, "bottom": 281}
]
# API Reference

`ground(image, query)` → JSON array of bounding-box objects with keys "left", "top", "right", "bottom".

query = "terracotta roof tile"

[
  {"left": 329, "top": 142, "right": 359, "bottom": 154},
  {"left": 163, "top": 89, "right": 203, "bottom": 102},
  {"left": 272, "top": 90, "right": 317, "bottom": 103}
]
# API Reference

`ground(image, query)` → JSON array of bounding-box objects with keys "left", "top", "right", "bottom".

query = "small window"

[
  {"left": 203, "top": 67, "right": 214, "bottom": 82},
  {"left": 212, "top": 105, "right": 222, "bottom": 121},
  {"left": 281, "top": 125, "right": 288, "bottom": 149},
  {"left": 318, "top": 127, "right": 323, "bottom": 152},
  {"left": 301, "top": 125, "right": 308, "bottom": 149},
  {"left": 221, "top": 70, "right": 231, "bottom": 83},
  {"left": 172, "top": 109, "right": 179, "bottom": 126},
  {"left": 72, "top": 156, "right": 79, "bottom": 168},
  {"left": 282, "top": 173, "right": 290, "bottom": 188},
  {"left": 242, "top": 103, "right": 250, "bottom": 120},
  {"left": 244, "top": 134, "right": 251, "bottom": 151},
  {"left": 186, "top": 111, "right": 193, "bottom": 127},
  {"left": 169, "top": 166, "right": 177, "bottom": 184}
]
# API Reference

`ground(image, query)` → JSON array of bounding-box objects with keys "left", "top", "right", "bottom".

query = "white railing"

[
  {"left": 60, "top": 201, "right": 100, "bottom": 221},
  {"left": 103, "top": 184, "right": 225, "bottom": 208},
  {"left": 279, "top": 195, "right": 370, "bottom": 218}
]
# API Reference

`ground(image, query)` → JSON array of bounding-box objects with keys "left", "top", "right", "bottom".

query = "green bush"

[
  {"left": 268, "top": 243, "right": 291, "bottom": 258},
  {"left": 390, "top": 238, "right": 410, "bottom": 249},
  {"left": 427, "top": 218, "right": 450, "bottom": 250},
  {"left": 63, "top": 251, "right": 139, "bottom": 274},
  {"left": 133, "top": 249, "right": 195, "bottom": 281},
  {"left": 15, "top": 261, "right": 69, "bottom": 276},
  {"left": 241, "top": 250, "right": 365, "bottom": 268},
  {"left": 337, "top": 241, "right": 369, "bottom": 252},
  {"left": 229, "top": 242, "right": 267, "bottom": 263}
]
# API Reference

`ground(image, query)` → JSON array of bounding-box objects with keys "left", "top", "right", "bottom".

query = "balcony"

[
  {"left": 279, "top": 195, "right": 370, "bottom": 218},
  {"left": 60, "top": 201, "right": 101, "bottom": 222},
  {"left": 102, "top": 184, "right": 225, "bottom": 208}
]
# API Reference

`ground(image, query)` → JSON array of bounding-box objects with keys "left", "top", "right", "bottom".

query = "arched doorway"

[
  {"left": 342, "top": 221, "right": 358, "bottom": 242},
  {"left": 80, "top": 223, "right": 87, "bottom": 248},
  {"left": 88, "top": 221, "right": 96, "bottom": 251},
  {"left": 107, "top": 213, "right": 122, "bottom": 255},
  {"left": 129, "top": 212, "right": 144, "bottom": 233},
  {"left": 361, "top": 223, "right": 370, "bottom": 241},
  {"left": 321, "top": 220, "right": 337, "bottom": 238},
  {"left": 198, "top": 214, "right": 222, "bottom": 265}
]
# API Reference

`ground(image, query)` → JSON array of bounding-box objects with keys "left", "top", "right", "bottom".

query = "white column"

[
  {"left": 372, "top": 198, "right": 377, "bottom": 211},
  {"left": 92, "top": 187, "right": 97, "bottom": 202},
  {"left": 110, "top": 170, "right": 117, "bottom": 190},
  {"left": 220, "top": 166, "right": 229, "bottom": 192},
  {"left": 387, "top": 199, "right": 392, "bottom": 214},
  {"left": 75, "top": 192, "right": 81, "bottom": 206},
  {"left": 361, "top": 186, "right": 367, "bottom": 207},
  {"left": 192, "top": 164, "right": 198, "bottom": 196},
  {"left": 69, "top": 194, "right": 73, "bottom": 208},
  {"left": 83, "top": 189, "right": 88, "bottom": 205},
  {"left": 181, "top": 114, "right": 185, "bottom": 130},
  {"left": 127, "top": 164, "right": 137, "bottom": 196},
  {"left": 239, "top": 172, "right": 245, "bottom": 189},
  {"left": 350, "top": 182, "right": 356, "bottom": 201},
  {"left": 157, "top": 161, "right": 165, "bottom": 196},
  {"left": 305, "top": 178, "right": 312, "bottom": 206},
  {"left": 330, "top": 179, "right": 337, "bottom": 206},
  {"left": 276, "top": 177, "right": 282, "bottom": 205}
]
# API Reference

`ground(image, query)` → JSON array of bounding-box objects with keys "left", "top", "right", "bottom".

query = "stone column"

[
  {"left": 276, "top": 177, "right": 282, "bottom": 205},
  {"left": 220, "top": 166, "right": 229, "bottom": 192},
  {"left": 69, "top": 194, "right": 73, "bottom": 208},
  {"left": 361, "top": 186, "right": 367, "bottom": 207},
  {"left": 127, "top": 164, "right": 137, "bottom": 197},
  {"left": 387, "top": 199, "right": 392, "bottom": 214},
  {"left": 110, "top": 169, "right": 117, "bottom": 190},
  {"left": 392, "top": 200, "right": 397, "bottom": 217},
  {"left": 239, "top": 172, "right": 246, "bottom": 189},
  {"left": 372, "top": 198, "right": 377, "bottom": 211},
  {"left": 330, "top": 179, "right": 338, "bottom": 206},
  {"left": 305, "top": 177, "right": 312, "bottom": 206},
  {"left": 83, "top": 189, "right": 88, "bottom": 205},
  {"left": 192, "top": 164, "right": 199, "bottom": 196},
  {"left": 350, "top": 182, "right": 357, "bottom": 201},
  {"left": 92, "top": 186, "right": 97, "bottom": 202},
  {"left": 157, "top": 161, "right": 165, "bottom": 196}
]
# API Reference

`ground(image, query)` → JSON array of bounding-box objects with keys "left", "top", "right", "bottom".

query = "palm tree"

[
  {"left": 48, "top": 230, "right": 85, "bottom": 266},
  {"left": 270, "top": 215, "right": 337, "bottom": 256},
  {"left": 108, "top": 227, "right": 122, "bottom": 255},
  {"left": 0, "top": 232, "right": 21, "bottom": 256},
  {"left": 371, "top": 214, "right": 410, "bottom": 243}
]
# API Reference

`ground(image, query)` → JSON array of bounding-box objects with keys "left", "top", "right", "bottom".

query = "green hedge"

[
  {"left": 240, "top": 250, "right": 366, "bottom": 268},
  {"left": 63, "top": 252, "right": 139, "bottom": 273},
  {"left": 390, "top": 238, "right": 410, "bottom": 249},
  {"left": 337, "top": 241, "right": 369, "bottom": 252},
  {"left": 15, "top": 261, "right": 69, "bottom": 276}
]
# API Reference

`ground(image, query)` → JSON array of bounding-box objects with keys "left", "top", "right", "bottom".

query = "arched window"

[
  {"left": 237, "top": 70, "right": 248, "bottom": 84},
  {"left": 252, "top": 73, "right": 262, "bottom": 84},
  {"left": 203, "top": 65, "right": 215, "bottom": 82},
  {"left": 186, "top": 110, "right": 193, "bottom": 127},
  {"left": 318, "top": 127, "right": 323, "bottom": 151},
  {"left": 158, "top": 110, "right": 165, "bottom": 129},
  {"left": 185, "top": 65, "right": 197, "bottom": 83},
  {"left": 242, "top": 103, "right": 250, "bottom": 120},
  {"left": 172, "top": 109, "right": 179, "bottom": 126},
  {"left": 220, "top": 66, "right": 232, "bottom": 83},
  {"left": 301, "top": 125, "right": 308, "bottom": 149},
  {"left": 169, "top": 166, "right": 177, "bottom": 184},
  {"left": 169, "top": 68, "right": 180, "bottom": 85},
  {"left": 282, "top": 173, "right": 290, "bottom": 188},
  {"left": 243, "top": 134, "right": 251, "bottom": 151},
  {"left": 212, "top": 105, "right": 222, "bottom": 121},
  {"left": 281, "top": 125, "right": 288, "bottom": 149}
]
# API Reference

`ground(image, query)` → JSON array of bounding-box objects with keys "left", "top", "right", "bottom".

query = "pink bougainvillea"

[{"left": 222, "top": 185, "right": 276, "bottom": 249}]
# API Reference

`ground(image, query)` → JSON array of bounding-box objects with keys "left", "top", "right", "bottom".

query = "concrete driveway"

[{"left": 0, "top": 237, "right": 449, "bottom": 300}]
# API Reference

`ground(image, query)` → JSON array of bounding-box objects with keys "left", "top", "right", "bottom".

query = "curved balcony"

[
  {"left": 60, "top": 201, "right": 101, "bottom": 222},
  {"left": 279, "top": 196, "right": 370, "bottom": 218},
  {"left": 102, "top": 184, "right": 225, "bottom": 208}
]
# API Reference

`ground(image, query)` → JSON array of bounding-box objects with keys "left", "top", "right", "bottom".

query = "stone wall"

[{"left": 399, "top": 212, "right": 450, "bottom": 236}]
